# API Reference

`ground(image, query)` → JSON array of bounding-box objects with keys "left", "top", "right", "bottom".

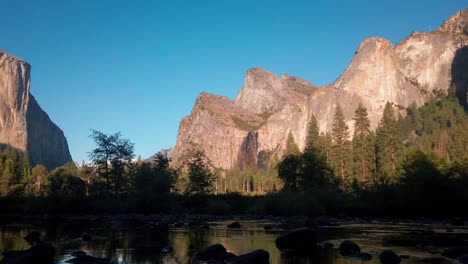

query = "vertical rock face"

[
  {"left": 238, "top": 131, "right": 259, "bottom": 171},
  {"left": 0, "top": 50, "right": 72, "bottom": 169},
  {"left": 171, "top": 8, "right": 468, "bottom": 170}
]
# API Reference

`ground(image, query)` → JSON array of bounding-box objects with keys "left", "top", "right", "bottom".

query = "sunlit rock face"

[
  {"left": 0, "top": 50, "right": 72, "bottom": 169},
  {"left": 172, "top": 8, "right": 468, "bottom": 170}
]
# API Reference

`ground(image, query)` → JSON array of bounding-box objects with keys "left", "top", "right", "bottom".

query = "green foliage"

[
  {"left": 285, "top": 131, "right": 300, "bottom": 156},
  {"left": 402, "top": 97, "right": 468, "bottom": 163},
  {"left": 48, "top": 167, "right": 86, "bottom": 198},
  {"left": 30, "top": 165, "right": 48, "bottom": 196},
  {"left": 278, "top": 154, "right": 302, "bottom": 191},
  {"left": 376, "top": 102, "right": 403, "bottom": 182},
  {"left": 0, "top": 96, "right": 466, "bottom": 217},
  {"left": 305, "top": 114, "right": 321, "bottom": 150},
  {"left": 331, "top": 104, "right": 352, "bottom": 180},
  {"left": 89, "top": 130, "right": 135, "bottom": 196},
  {"left": 185, "top": 151, "right": 216, "bottom": 196},
  {"left": 0, "top": 159, "right": 15, "bottom": 196},
  {"left": 278, "top": 146, "right": 336, "bottom": 192},
  {"left": 352, "top": 103, "right": 375, "bottom": 183},
  {"left": 132, "top": 153, "right": 178, "bottom": 211}
]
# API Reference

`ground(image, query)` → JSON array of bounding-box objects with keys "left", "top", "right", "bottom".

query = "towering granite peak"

[
  {"left": 0, "top": 49, "right": 72, "bottom": 169},
  {"left": 438, "top": 8, "right": 468, "bottom": 34},
  {"left": 235, "top": 67, "right": 285, "bottom": 114},
  {"left": 172, "top": 8, "right": 468, "bottom": 170}
]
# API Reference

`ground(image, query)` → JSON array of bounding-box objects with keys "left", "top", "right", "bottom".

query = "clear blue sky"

[{"left": 1, "top": 1, "right": 466, "bottom": 162}]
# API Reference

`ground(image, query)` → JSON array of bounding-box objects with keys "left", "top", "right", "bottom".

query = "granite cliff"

[
  {"left": 172, "top": 8, "right": 468, "bottom": 170},
  {"left": 0, "top": 50, "right": 72, "bottom": 169}
]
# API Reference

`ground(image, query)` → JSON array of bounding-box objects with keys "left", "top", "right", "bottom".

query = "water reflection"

[{"left": 0, "top": 219, "right": 464, "bottom": 263}]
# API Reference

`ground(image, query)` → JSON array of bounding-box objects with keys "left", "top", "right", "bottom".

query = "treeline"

[
  {"left": 277, "top": 96, "right": 467, "bottom": 189},
  {"left": 0, "top": 96, "right": 466, "bottom": 217},
  {"left": 270, "top": 96, "right": 468, "bottom": 216}
]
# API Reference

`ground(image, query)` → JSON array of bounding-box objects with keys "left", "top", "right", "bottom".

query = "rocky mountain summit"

[
  {"left": 0, "top": 50, "right": 72, "bottom": 169},
  {"left": 172, "top": 8, "right": 468, "bottom": 170}
]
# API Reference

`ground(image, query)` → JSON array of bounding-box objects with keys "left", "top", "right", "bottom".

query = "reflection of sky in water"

[{"left": 1, "top": 220, "right": 466, "bottom": 263}]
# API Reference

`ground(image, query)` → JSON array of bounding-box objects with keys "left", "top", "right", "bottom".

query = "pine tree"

[
  {"left": 185, "top": 151, "right": 216, "bottom": 195},
  {"left": 320, "top": 132, "right": 333, "bottom": 164},
  {"left": 305, "top": 114, "right": 321, "bottom": 150},
  {"left": 22, "top": 153, "right": 32, "bottom": 182},
  {"left": 352, "top": 103, "right": 375, "bottom": 182},
  {"left": 375, "top": 102, "right": 403, "bottom": 182},
  {"left": 331, "top": 104, "right": 351, "bottom": 180},
  {"left": 285, "top": 131, "right": 300, "bottom": 156},
  {"left": 0, "top": 159, "right": 14, "bottom": 196}
]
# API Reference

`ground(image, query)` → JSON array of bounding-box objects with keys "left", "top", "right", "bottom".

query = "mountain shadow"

[{"left": 451, "top": 45, "right": 468, "bottom": 110}]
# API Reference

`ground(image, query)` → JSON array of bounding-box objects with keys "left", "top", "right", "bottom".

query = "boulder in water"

[
  {"left": 227, "top": 222, "right": 241, "bottom": 228},
  {"left": 339, "top": 240, "right": 361, "bottom": 256},
  {"left": 275, "top": 228, "right": 317, "bottom": 252},
  {"left": 196, "top": 244, "right": 227, "bottom": 261},
  {"left": 379, "top": 250, "right": 401, "bottom": 264},
  {"left": 228, "top": 249, "right": 269, "bottom": 264}
]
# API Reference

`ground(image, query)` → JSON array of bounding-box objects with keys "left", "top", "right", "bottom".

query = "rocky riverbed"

[{"left": 0, "top": 214, "right": 466, "bottom": 263}]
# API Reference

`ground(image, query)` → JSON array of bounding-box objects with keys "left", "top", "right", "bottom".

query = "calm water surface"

[{"left": 0, "top": 217, "right": 465, "bottom": 263}]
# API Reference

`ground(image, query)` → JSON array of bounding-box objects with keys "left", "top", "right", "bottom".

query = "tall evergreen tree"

[
  {"left": 305, "top": 114, "right": 321, "bottom": 150},
  {"left": 285, "top": 131, "right": 300, "bottom": 156},
  {"left": 0, "top": 159, "right": 14, "bottom": 196},
  {"left": 376, "top": 102, "right": 403, "bottom": 182},
  {"left": 352, "top": 103, "right": 375, "bottom": 182},
  {"left": 185, "top": 151, "right": 216, "bottom": 195},
  {"left": 331, "top": 104, "right": 351, "bottom": 180},
  {"left": 320, "top": 132, "right": 333, "bottom": 164},
  {"left": 22, "top": 153, "right": 32, "bottom": 183}
]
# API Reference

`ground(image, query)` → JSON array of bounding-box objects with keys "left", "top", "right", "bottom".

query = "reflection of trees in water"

[
  {"left": 0, "top": 226, "right": 31, "bottom": 256},
  {"left": 4, "top": 221, "right": 461, "bottom": 264}
]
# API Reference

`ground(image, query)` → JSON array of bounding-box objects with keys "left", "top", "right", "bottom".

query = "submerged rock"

[
  {"left": 81, "top": 233, "right": 92, "bottom": 241},
  {"left": 441, "top": 245, "right": 468, "bottom": 259},
  {"left": 196, "top": 244, "right": 227, "bottom": 261},
  {"left": 0, "top": 231, "right": 55, "bottom": 264},
  {"left": 457, "top": 254, "right": 468, "bottom": 264},
  {"left": 379, "top": 250, "right": 401, "bottom": 264},
  {"left": 315, "top": 216, "right": 339, "bottom": 226},
  {"left": 275, "top": 228, "right": 316, "bottom": 252},
  {"left": 227, "top": 222, "right": 241, "bottom": 228},
  {"left": 346, "top": 252, "right": 372, "bottom": 260},
  {"left": 228, "top": 249, "right": 269, "bottom": 264},
  {"left": 339, "top": 240, "right": 361, "bottom": 256},
  {"left": 451, "top": 217, "right": 465, "bottom": 226},
  {"left": 66, "top": 255, "right": 110, "bottom": 264}
]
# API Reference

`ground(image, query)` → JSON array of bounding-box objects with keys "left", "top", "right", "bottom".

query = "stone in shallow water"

[
  {"left": 275, "top": 228, "right": 316, "bottom": 252},
  {"left": 65, "top": 255, "right": 110, "bottom": 264},
  {"left": 228, "top": 249, "right": 269, "bottom": 264},
  {"left": 379, "top": 250, "right": 401, "bottom": 264},
  {"left": 346, "top": 252, "right": 372, "bottom": 260},
  {"left": 339, "top": 240, "right": 361, "bottom": 256},
  {"left": 441, "top": 245, "right": 468, "bottom": 259},
  {"left": 457, "top": 254, "right": 468, "bottom": 264},
  {"left": 196, "top": 244, "right": 227, "bottom": 261},
  {"left": 227, "top": 222, "right": 241, "bottom": 228}
]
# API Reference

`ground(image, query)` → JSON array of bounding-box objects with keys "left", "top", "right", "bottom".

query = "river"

[{"left": 0, "top": 216, "right": 465, "bottom": 263}]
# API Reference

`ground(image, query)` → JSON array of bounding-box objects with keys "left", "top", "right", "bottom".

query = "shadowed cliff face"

[
  {"left": 171, "top": 8, "right": 468, "bottom": 170},
  {"left": 0, "top": 50, "right": 72, "bottom": 170},
  {"left": 451, "top": 46, "right": 468, "bottom": 110},
  {"left": 26, "top": 96, "right": 72, "bottom": 169}
]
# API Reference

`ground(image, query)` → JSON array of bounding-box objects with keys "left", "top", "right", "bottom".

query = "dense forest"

[{"left": 0, "top": 96, "right": 467, "bottom": 217}]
